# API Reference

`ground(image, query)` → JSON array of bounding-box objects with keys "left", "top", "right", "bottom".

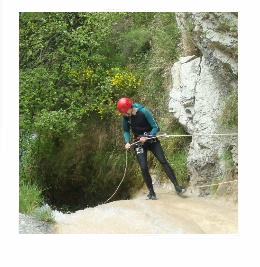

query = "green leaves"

[
  {"left": 34, "top": 109, "right": 76, "bottom": 137},
  {"left": 19, "top": 12, "right": 183, "bottom": 210},
  {"left": 20, "top": 12, "right": 142, "bottom": 124}
]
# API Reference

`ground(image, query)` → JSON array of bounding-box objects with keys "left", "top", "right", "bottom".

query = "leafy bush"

[
  {"left": 19, "top": 12, "right": 184, "bottom": 211},
  {"left": 118, "top": 27, "right": 152, "bottom": 62}
]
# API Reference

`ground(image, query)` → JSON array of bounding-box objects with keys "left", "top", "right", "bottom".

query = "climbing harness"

[
  {"left": 103, "top": 131, "right": 238, "bottom": 203},
  {"left": 135, "top": 143, "right": 144, "bottom": 154}
]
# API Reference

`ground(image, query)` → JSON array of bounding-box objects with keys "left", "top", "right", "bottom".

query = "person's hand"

[
  {"left": 139, "top": 137, "right": 148, "bottom": 143},
  {"left": 125, "top": 143, "right": 131, "bottom": 150}
]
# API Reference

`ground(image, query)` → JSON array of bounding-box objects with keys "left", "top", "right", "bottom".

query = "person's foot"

[
  {"left": 175, "top": 185, "right": 186, "bottom": 195},
  {"left": 145, "top": 191, "right": 157, "bottom": 200}
]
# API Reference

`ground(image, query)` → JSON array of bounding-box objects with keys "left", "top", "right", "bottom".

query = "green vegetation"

[
  {"left": 210, "top": 178, "right": 220, "bottom": 195},
  {"left": 33, "top": 205, "right": 55, "bottom": 223},
  {"left": 222, "top": 145, "right": 236, "bottom": 171},
  {"left": 19, "top": 181, "right": 43, "bottom": 215},
  {"left": 211, "top": 145, "right": 237, "bottom": 196},
  {"left": 159, "top": 118, "right": 190, "bottom": 186},
  {"left": 219, "top": 87, "right": 238, "bottom": 131},
  {"left": 19, "top": 12, "right": 184, "bottom": 214}
]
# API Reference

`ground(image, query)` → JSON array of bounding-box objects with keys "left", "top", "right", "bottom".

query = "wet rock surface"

[
  {"left": 53, "top": 185, "right": 238, "bottom": 234},
  {"left": 19, "top": 213, "right": 53, "bottom": 234}
]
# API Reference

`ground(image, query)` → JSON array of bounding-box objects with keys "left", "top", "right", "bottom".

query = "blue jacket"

[{"left": 122, "top": 103, "right": 160, "bottom": 143}]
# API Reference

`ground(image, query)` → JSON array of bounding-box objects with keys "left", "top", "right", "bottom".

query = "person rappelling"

[{"left": 117, "top": 97, "right": 186, "bottom": 200}]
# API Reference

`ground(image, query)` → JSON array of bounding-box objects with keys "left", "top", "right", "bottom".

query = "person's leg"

[
  {"left": 134, "top": 144, "right": 156, "bottom": 199},
  {"left": 150, "top": 140, "right": 186, "bottom": 194}
]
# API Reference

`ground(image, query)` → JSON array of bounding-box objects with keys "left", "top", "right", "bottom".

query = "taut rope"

[{"left": 103, "top": 132, "right": 238, "bottom": 203}]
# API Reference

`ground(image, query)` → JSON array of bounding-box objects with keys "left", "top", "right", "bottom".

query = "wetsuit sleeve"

[
  {"left": 122, "top": 117, "right": 131, "bottom": 143},
  {"left": 142, "top": 108, "right": 160, "bottom": 135}
]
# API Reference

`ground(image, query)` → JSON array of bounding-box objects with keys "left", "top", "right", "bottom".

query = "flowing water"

[{"left": 53, "top": 185, "right": 238, "bottom": 234}]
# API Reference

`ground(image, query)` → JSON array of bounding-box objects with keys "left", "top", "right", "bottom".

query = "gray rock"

[
  {"left": 19, "top": 213, "right": 53, "bottom": 234},
  {"left": 169, "top": 12, "right": 238, "bottom": 198}
]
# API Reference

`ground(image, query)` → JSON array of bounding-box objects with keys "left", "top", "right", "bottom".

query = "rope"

[
  {"left": 104, "top": 131, "right": 238, "bottom": 203},
  {"left": 195, "top": 179, "right": 238, "bottom": 188},
  {"left": 130, "top": 132, "right": 238, "bottom": 146},
  {"left": 156, "top": 132, "right": 238, "bottom": 189},
  {"left": 157, "top": 132, "right": 238, "bottom": 137},
  {"left": 104, "top": 150, "right": 128, "bottom": 204}
]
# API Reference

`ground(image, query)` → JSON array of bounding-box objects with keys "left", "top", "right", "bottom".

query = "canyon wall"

[{"left": 169, "top": 13, "right": 238, "bottom": 199}]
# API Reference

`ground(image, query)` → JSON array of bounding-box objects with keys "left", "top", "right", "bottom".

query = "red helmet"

[{"left": 117, "top": 97, "right": 133, "bottom": 113}]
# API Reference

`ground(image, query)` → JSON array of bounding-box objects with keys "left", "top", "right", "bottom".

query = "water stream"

[{"left": 53, "top": 185, "right": 238, "bottom": 234}]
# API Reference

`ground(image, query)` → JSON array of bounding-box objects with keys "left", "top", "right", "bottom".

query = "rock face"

[
  {"left": 169, "top": 13, "right": 238, "bottom": 199},
  {"left": 19, "top": 213, "right": 53, "bottom": 234}
]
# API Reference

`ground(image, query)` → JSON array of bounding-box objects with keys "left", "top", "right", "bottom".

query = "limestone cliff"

[{"left": 169, "top": 12, "right": 238, "bottom": 200}]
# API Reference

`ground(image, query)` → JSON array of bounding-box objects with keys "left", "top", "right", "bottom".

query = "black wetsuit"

[{"left": 122, "top": 103, "right": 181, "bottom": 195}]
